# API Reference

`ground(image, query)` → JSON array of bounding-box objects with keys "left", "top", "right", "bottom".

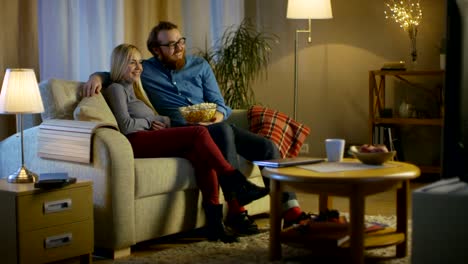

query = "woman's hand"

[
  {"left": 151, "top": 120, "right": 168, "bottom": 131},
  {"left": 160, "top": 116, "right": 171, "bottom": 128}
]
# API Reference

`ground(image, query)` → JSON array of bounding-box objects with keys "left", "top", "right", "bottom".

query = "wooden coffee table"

[{"left": 262, "top": 158, "right": 420, "bottom": 264}]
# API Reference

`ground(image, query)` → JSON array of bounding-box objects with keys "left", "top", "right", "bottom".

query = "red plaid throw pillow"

[{"left": 248, "top": 105, "right": 311, "bottom": 158}]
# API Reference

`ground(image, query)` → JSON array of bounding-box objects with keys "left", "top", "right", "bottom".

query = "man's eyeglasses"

[{"left": 159, "top": 37, "right": 186, "bottom": 49}]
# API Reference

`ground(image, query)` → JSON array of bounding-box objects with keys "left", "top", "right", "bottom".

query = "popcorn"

[{"left": 179, "top": 103, "right": 217, "bottom": 123}]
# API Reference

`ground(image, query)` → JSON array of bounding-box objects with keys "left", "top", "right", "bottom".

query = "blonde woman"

[{"left": 102, "top": 44, "right": 268, "bottom": 243}]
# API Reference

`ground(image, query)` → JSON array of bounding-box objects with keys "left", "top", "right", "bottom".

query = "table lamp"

[
  {"left": 287, "top": 0, "right": 333, "bottom": 120},
  {"left": 0, "top": 68, "right": 44, "bottom": 183}
]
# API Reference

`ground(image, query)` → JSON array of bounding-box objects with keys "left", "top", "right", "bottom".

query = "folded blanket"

[
  {"left": 38, "top": 119, "right": 118, "bottom": 163},
  {"left": 248, "top": 105, "right": 310, "bottom": 158}
]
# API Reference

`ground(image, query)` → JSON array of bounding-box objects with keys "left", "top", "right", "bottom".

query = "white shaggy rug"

[{"left": 112, "top": 215, "right": 410, "bottom": 264}]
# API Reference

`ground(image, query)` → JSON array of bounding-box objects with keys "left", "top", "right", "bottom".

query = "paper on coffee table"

[{"left": 298, "top": 161, "right": 399, "bottom": 173}]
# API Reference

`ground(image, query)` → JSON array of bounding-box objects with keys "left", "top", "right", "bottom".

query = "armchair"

[{"left": 0, "top": 78, "right": 269, "bottom": 258}]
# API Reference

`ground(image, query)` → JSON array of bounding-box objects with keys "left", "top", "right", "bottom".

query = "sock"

[
  {"left": 282, "top": 206, "right": 302, "bottom": 222},
  {"left": 227, "top": 199, "right": 246, "bottom": 218}
]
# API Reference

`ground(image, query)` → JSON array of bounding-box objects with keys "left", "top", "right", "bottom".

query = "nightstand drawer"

[
  {"left": 18, "top": 219, "right": 93, "bottom": 264},
  {"left": 17, "top": 184, "right": 92, "bottom": 231}
]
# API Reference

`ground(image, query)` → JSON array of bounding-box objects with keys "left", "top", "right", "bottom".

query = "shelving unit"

[{"left": 368, "top": 70, "right": 445, "bottom": 174}]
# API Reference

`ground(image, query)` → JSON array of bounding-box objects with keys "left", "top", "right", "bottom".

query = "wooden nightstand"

[{"left": 0, "top": 179, "right": 93, "bottom": 264}]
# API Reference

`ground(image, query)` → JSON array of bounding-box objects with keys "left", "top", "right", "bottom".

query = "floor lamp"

[
  {"left": 287, "top": 0, "right": 333, "bottom": 120},
  {"left": 0, "top": 69, "right": 44, "bottom": 183}
]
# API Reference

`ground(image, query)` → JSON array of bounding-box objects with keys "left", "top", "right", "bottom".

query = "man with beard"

[{"left": 83, "top": 21, "right": 313, "bottom": 236}]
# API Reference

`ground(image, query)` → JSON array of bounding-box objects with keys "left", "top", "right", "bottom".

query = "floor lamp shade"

[
  {"left": 286, "top": 0, "right": 333, "bottom": 120},
  {"left": 0, "top": 68, "right": 44, "bottom": 183},
  {"left": 287, "top": 0, "right": 333, "bottom": 19}
]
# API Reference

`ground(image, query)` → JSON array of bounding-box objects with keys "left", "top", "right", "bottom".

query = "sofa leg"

[{"left": 112, "top": 247, "right": 131, "bottom": 259}]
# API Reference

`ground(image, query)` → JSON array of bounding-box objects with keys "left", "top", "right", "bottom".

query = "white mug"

[{"left": 325, "top": 139, "right": 345, "bottom": 162}]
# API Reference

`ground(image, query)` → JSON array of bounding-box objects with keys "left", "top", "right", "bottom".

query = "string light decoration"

[{"left": 384, "top": 0, "right": 423, "bottom": 63}]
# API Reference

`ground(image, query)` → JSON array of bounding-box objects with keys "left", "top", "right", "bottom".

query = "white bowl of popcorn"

[{"left": 179, "top": 103, "right": 217, "bottom": 123}]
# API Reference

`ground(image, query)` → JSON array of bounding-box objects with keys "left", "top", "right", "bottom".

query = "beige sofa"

[{"left": 0, "top": 79, "right": 269, "bottom": 258}]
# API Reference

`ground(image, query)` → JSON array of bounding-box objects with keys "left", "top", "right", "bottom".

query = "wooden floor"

[{"left": 87, "top": 180, "right": 431, "bottom": 262}]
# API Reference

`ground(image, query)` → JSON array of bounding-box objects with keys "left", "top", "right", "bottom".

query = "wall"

[
  {"left": 246, "top": 0, "right": 446, "bottom": 158},
  {"left": 0, "top": 0, "right": 39, "bottom": 141},
  {"left": 0, "top": 0, "right": 447, "bottom": 158}
]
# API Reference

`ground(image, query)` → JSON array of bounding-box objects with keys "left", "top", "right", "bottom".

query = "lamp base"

[{"left": 7, "top": 166, "right": 38, "bottom": 183}]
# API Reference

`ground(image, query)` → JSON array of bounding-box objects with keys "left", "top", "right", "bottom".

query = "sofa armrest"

[
  {"left": 0, "top": 126, "right": 137, "bottom": 249},
  {"left": 226, "top": 109, "right": 249, "bottom": 130},
  {"left": 92, "top": 127, "right": 136, "bottom": 249}
]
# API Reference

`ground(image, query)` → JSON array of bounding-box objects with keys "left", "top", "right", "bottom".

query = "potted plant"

[{"left": 198, "top": 19, "right": 278, "bottom": 109}]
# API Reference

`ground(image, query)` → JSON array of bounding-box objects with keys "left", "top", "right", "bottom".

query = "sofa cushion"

[
  {"left": 73, "top": 94, "right": 119, "bottom": 128},
  {"left": 134, "top": 157, "right": 197, "bottom": 198},
  {"left": 39, "top": 78, "right": 82, "bottom": 120}
]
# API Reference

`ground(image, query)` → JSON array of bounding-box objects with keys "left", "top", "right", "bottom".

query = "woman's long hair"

[{"left": 110, "top": 44, "right": 156, "bottom": 113}]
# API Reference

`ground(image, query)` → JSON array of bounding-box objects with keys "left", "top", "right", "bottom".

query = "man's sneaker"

[
  {"left": 225, "top": 210, "right": 260, "bottom": 236},
  {"left": 282, "top": 212, "right": 315, "bottom": 229}
]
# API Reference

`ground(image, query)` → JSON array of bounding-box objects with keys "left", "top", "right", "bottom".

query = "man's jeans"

[{"left": 206, "top": 122, "right": 298, "bottom": 208}]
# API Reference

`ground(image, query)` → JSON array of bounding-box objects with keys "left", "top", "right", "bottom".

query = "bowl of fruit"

[
  {"left": 349, "top": 144, "right": 396, "bottom": 165},
  {"left": 179, "top": 103, "right": 217, "bottom": 123}
]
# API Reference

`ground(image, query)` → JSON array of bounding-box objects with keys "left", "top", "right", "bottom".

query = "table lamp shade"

[
  {"left": 0, "top": 68, "right": 44, "bottom": 114},
  {"left": 287, "top": 0, "right": 333, "bottom": 19}
]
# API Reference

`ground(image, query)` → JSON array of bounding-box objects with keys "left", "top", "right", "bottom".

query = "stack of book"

[
  {"left": 280, "top": 220, "right": 389, "bottom": 248},
  {"left": 365, "top": 221, "right": 388, "bottom": 233},
  {"left": 381, "top": 61, "right": 406, "bottom": 71},
  {"left": 281, "top": 221, "right": 350, "bottom": 248}
]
